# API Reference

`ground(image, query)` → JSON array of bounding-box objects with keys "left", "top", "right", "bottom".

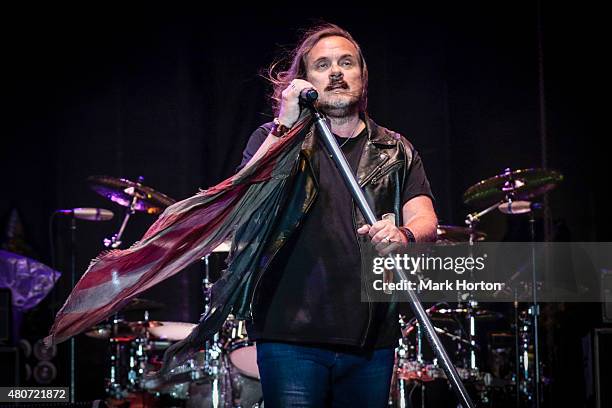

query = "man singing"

[
  {"left": 43, "top": 22, "right": 437, "bottom": 407},
  {"left": 238, "top": 23, "right": 438, "bottom": 407}
]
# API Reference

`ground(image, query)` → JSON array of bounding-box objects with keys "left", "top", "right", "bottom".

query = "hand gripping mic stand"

[{"left": 303, "top": 95, "right": 475, "bottom": 408}]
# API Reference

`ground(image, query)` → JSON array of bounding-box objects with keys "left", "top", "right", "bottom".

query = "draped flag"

[{"left": 45, "top": 115, "right": 313, "bottom": 375}]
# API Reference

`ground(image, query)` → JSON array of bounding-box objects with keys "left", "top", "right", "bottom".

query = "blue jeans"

[{"left": 256, "top": 341, "right": 395, "bottom": 408}]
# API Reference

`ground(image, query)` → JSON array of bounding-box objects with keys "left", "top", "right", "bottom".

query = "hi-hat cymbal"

[
  {"left": 463, "top": 168, "right": 563, "bottom": 207},
  {"left": 436, "top": 225, "right": 486, "bottom": 243},
  {"left": 120, "top": 297, "right": 165, "bottom": 312},
  {"left": 84, "top": 324, "right": 112, "bottom": 340},
  {"left": 84, "top": 320, "right": 162, "bottom": 341},
  {"left": 88, "top": 175, "right": 176, "bottom": 215}
]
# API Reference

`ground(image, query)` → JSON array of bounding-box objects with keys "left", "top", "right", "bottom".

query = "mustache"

[{"left": 325, "top": 80, "right": 349, "bottom": 91}]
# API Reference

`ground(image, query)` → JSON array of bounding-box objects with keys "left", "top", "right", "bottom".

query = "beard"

[
  {"left": 317, "top": 84, "right": 362, "bottom": 118},
  {"left": 318, "top": 94, "right": 359, "bottom": 118}
]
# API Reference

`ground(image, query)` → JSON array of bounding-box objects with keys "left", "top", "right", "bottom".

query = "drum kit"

[
  {"left": 77, "top": 166, "right": 561, "bottom": 407},
  {"left": 389, "top": 167, "right": 563, "bottom": 408},
  {"left": 70, "top": 175, "right": 261, "bottom": 407},
  {"left": 84, "top": 305, "right": 263, "bottom": 408}
]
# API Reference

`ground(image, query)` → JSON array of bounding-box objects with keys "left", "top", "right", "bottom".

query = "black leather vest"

[{"left": 234, "top": 114, "right": 415, "bottom": 348}]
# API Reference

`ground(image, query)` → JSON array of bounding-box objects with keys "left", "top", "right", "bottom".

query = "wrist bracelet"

[{"left": 398, "top": 226, "right": 416, "bottom": 243}]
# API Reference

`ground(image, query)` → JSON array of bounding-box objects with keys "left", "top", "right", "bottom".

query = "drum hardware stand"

[
  {"left": 201, "top": 254, "right": 228, "bottom": 405},
  {"left": 413, "top": 285, "right": 427, "bottom": 408},
  {"left": 464, "top": 198, "right": 508, "bottom": 375},
  {"left": 305, "top": 102, "right": 476, "bottom": 408},
  {"left": 396, "top": 316, "right": 411, "bottom": 408},
  {"left": 107, "top": 313, "right": 124, "bottom": 399},
  {"left": 104, "top": 176, "right": 146, "bottom": 248},
  {"left": 395, "top": 313, "right": 426, "bottom": 408},
  {"left": 133, "top": 310, "right": 151, "bottom": 391},
  {"left": 527, "top": 209, "right": 541, "bottom": 408},
  {"left": 465, "top": 200, "right": 505, "bottom": 237},
  {"left": 202, "top": 254, "right": 214, "bottom": 316},
  {"left": 466, "top": 167, "right": 543, "bottom": 408},
  {"left": 203, "top": 338, "right": 226, "bottom": 404},
  {"left": 460, "top": 166, "right": 560, "bottom": 408},
  {"left": 500, "top": 169, "right": 542, "bottom": 408},
  {"left": 417, "top": 321, "right": 426, "bottom": 408},
  {"left": 514, "top": 288, "right": 521, "bottom": 408},
  {"left": 461, "top": 204, "right": 500, "bottom": 377}
]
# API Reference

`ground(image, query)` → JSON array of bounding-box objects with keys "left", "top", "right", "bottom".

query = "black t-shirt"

[{"left": 238, "top": 121, "right": 433, "bottom": 348}]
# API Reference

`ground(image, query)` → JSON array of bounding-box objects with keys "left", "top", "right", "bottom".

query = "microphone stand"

[
  {"left": 69, "top": 217, "right": 76, "bottom": 403},
  {"left": 306, "top": 104, "right": 475, "bottom": 408}
]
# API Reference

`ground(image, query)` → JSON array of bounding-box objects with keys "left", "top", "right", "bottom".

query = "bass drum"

[
  {"left": 222, "top": 316, "right": 261, "bottom": 380},
  {"left": 152, "top": 353, "right": 263, "bottom": 408},
  {"left": 228, "top": 339, "right": 260, "bottom": 380},
  {"left": 187, "top": 369, "right": 263, "bottom": 408}
]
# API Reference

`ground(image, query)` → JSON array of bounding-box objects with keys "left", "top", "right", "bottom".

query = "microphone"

[
  {"left": 498, "top": 201, "right": 542, "bottom": 215},
  {"left": 299, "top": 88, "right": 318, "bottom": 105},
  {"left": 56, "top": 208, "right": 114, "bottom": 221}
]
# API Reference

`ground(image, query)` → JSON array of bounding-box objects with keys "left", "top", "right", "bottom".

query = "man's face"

[{"left": 305, "top": 36, "right": 363, "bottom": 118}]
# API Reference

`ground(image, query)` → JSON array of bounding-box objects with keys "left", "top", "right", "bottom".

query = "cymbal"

[
  {"left": 88, "top": 175, "right": 176, "bottom": 215},
  {"left": 84, "top": 320, "right": 162, "bottom": 341},
  {"left": 148, "top": 321, "right": 197, "bottom": 341},
  {"left": 120, "top": 297, "right": 165, "bottom": 312},
  {"left": 436, "top": 225, "right": 486, "bottom": 243},
  {"left": 84, "top": 324, "right": 112, "bottom": 340},
  {"left": 463, "top": 168, "right": 563, "bottom": 207}
]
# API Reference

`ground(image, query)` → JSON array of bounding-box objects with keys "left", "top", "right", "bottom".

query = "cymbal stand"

[
  {"left": 464, "top": 201, "right": 500, "bottom": 374},
  {"left": 107, "top": 313, "right": 125, "bottom": 399},
  {"left": 527, "top": 210, "right": 541, "bottom": 408},
  {"left": 395, "top": 316, "right": 413, "bottom": 408},
  {"left": 104, "top": 177, "right": 144, "bottom": 248},
  {"left": 500, "top": 171, "right": 542, "bottom": 408},
  {"left": 514, "top": 289, "right": 521, "bottom": 408},
  {"left": 201, "top": 254, "right": 225, "bottom": 403},
  {"left": 465, "top": 200, "right": 504, "bottom": 232},
  {"left": 202, "top": 255, "right": 213, "bottom": 316},
  {"left": 201, "top": 254, "right": 217, "bottom": 375}
]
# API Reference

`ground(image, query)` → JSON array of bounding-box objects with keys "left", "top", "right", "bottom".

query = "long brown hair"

[{"left": 267, "top": 23, "right": 369, "bottom": 116}]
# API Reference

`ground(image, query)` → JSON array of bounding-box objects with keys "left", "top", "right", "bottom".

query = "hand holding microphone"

[
  {"left": 277, "top": 79, "right": 318, "bottom": 130},
  {"left": 299, "top": 88, "right": 318, "bottom": 105}
]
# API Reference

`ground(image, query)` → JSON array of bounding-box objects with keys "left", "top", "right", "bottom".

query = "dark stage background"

[{"left": 2, "top": 4, "right": 608, "bottom": 406}]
